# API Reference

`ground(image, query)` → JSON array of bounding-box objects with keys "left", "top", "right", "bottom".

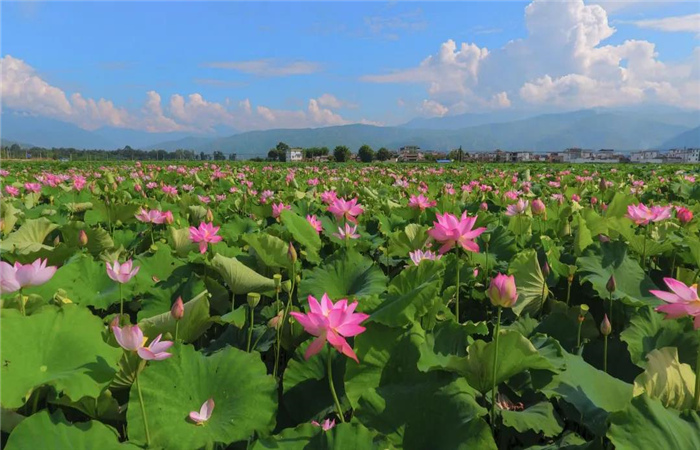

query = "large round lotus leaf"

[
  {"left": 4, "top": 410, "right": 137, "bottom": 450},
  {"left": 210, "top": 253, "right": 276, "bottom": 295},
  {"left": 299, "top": 251, "right": 387, "bottom": 301},
  {"left": 127, "top": 344, "right": 277, "bottom": 449},
  {"left": 607, "top": 394, "right": 700, "bottom": 449},
  {"left": 500, "top": 401, "right": 564, "bottom": 438},
  {"left": 280, "top": 210, "right": 321, "bottom": 251},
  {"left": 0, "top": 306, "right": 122, "bottom": 409},
  {"left": 253, "top": 422, "right": 382, "bottom": 450}
]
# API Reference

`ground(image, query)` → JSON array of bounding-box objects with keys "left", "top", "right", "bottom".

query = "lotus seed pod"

[{"left": 247, "top": 292, "right": 261, "bottom": 308}]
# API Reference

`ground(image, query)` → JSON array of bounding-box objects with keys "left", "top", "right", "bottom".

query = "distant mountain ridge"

[{"left": 3, "top": 108, "right": 699, "bottom": 156}]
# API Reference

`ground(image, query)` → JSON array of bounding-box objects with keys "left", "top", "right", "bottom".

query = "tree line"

[
  {"left": 264, "top": 142, "right": 397, "bottom": 162},
  {"left": 0, "top": 144, "right": 237, "bottom": 162}
]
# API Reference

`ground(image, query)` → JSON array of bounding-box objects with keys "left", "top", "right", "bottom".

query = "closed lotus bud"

[
  {"left": 677, "top": 207, "right": 693, "bottom": 225},
  {"left": 163, "top": 211, "right": 174, "bottom": 225},
  {"left": 480, "top": 202, "right": 488, "bottom": 211},
  {"left": 53, "top": 235, "right": 61, "bottom": 246},
  {"left": 531, "top": 199, "right": 546, "bottom": 215},
  {"left": 600, "top": 314, "right": 612, "bottom": 336},
  {"left": 78, "top": 230, "right": 88, "bottom": 247},
  {"left": 599, "top": 178, "right": 607, "bottom": 191},
  {"left": 482, "top": 233, "right": 491, "bottom": 244},
  {"left": 206, "top": 208, "right": 214, "bottom": 222},
  {"left": 288, "top": 242, "right": 297, "bottom": 264},
  {"left": 282, "top": 279, "right": 292, "bottom": 293},
  {"left": 473, "top": 267, "right": 479, "bottom": 278},
  {"left": 487, "top": 273, "right": 518, "bottom": 308},
  {"left": 268, "top": 310, "right": 284, "bottom": 330},
  {"left": 171, "top": 296, "right": 184, "bottom": 320},
  {"left": 247, "top": 292, "right": 261, "bottom": 309},
  {"left": 606, "top": 274, "right": 616, "bottom": 293},
  {"left": 542, "top": 262, "right": 550, "bottom": 278}
]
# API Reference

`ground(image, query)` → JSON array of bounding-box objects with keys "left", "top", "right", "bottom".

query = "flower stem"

[
  {"left": 641, "top": 226, "right": 648, "bottom": 270},
  {"left": 490, "top": 307, "right": 502, "bottom": 431},
  {"left": 455, "top": 254, "right": 461, "bottom": 323},
  {"left": 603, "top": 335, "right": 608, "bottom": 373},
  {"left": 566, "top": 280, "right": 572, "bottom": 306},
  {"left": 174, "top": 321, "right": 179, "bottom": 342},
  {"left": 577, "top": 320, "right": 583, "bottom": 349},
  {"left": 695, "top": 333, "right": 700, "bottom": 410},
  {"left": 327, "top": 346, "right": 345, "bottom": 423},
  {"left": 273, "top": 289, "right": 281, "bottom": 379},
  {"left": 18, "top": 288, "right": 25, "bottom": 316},
  {"left": 135, "top": 370, "right": 151, "bottom": 447},
  {"left": 119, "top": 283, "right": 124, "bottom": 324},
  {"left": 246, "top": 304, "right": 254, "bottom": 353}
]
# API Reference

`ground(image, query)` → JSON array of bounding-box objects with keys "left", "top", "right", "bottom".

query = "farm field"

[{"left": 1, "top": 161, "right": 700, "bottom": 449}]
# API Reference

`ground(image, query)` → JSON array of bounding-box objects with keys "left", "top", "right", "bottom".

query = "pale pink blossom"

[
  {"left": 651, "top": 278, "right": 700, "bottom": 329},
  {"left": 106, "top": 260, "right": 140, "bottom": 284},
  {"left": 189, "top": 398, "right": 215, "bottom": 425}
]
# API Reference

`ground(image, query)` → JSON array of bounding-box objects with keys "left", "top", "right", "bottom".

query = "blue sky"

[{"left": 2, "top": 1, "right": 699, "bottom": 133}]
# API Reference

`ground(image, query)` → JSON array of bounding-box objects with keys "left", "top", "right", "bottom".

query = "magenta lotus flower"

[
  {"left": 333, "top": 223, "right": 360, "bottom": 240},
  {"left": 626, "top": 203, "right": 672, "bottom": 226},
  {"left": 106, "top": 260, "right": 140, "bottom": 284},
  {"left": 189, "top": 398, "right": 214, "bottom": 425},
  {"left": 307, "top": 214, "right": 323, "bottom": 233},
  {"left": 531, "top": 199, "right": 546, "bottom": 215},
  {"left": 4, "top": 185, "right": 20, "bottom": 197},
  {"left": 676, "top": 207, "right": 693, "bottom": 225},
  {"left": 327, "top": 197, "right": 364, "bottom": 224},
  {"left": 409, "top": 249, "right": 442, "bottom": 266},
  {"left": 189, "top": 222, "right": 223, "bottom": 254},
  {"left": 505, "top": 199, "right": 529, "bottom": 217},
  {"left": 112, "top": 324, "right": 145, "bottom": 351},
  {"left": 651, "top": 278, "right": 700, "bottom": 329},
  {"left": 320, "top": 190, "right": 338, "bottom": 204},
  {"left": 137, "top": 334, "right": 174, "bottom": 360},
  {"left": 487, "top": 273, "right": 518, "bottom": 308},
  {"left": 0, "top": 259, "right": 57, "bottom": 294},
  {"left": 272, "top": 202, "right": 291, "bottom": 219},
  {"left": 408, "top": 194, "right": 436, "bottom": 211},
  {"left": 428, "top": 212, "right": 486, "bottom": 254},
  {"left": 290, "top": 294, "right": 369, "bottom": 362},
  {"left": 311, "top": 418, "right": 336, "bottom": 431}
]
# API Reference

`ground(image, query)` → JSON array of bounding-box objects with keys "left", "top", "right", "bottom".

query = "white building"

[
  {"left": 630, "top": 150, "right": 661, "bottom": 163},
  {"left": 285, "top": 149, "right": 303, "bottom": 162},
  {"left": 668, "top": 148, "right": 700, "bottom": 163}
]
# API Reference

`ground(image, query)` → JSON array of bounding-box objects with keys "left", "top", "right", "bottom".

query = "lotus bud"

[
  {"left": 206, "top": 208, "right": 214, "bottom": 222},
  {"left": 78, "top": 230, "right": 88, "bottom": 247},
  {"left": 268, "top": 310, "right": 284, "bottom": 330},
  {"left": 282, "top": 279, "right": 292, "bottom": 293},
  {"left": 164, "top": 211, "right": 174, "bottom": 225},
  {"left": 487, "top": 273, "right": 518, "bottom": 308},
  {"left": 480, "top": 202, "right": 488, "bottom": 211},
  {"left": 599, "top": 178, "right": 607, "bottom": 191},
  {"left": 531, "top": 199, "right": 546, "bottom": 216},
  {"left": 287, "top": 242, "right": 297, "bottom": 264},
  {"left": 53, "top": 235, "right": 61, "bottom": 246},
  {"left": 677, "top": 207, "right": 693, "bottom": 225},
  {"left": 171, "top": 296, "right": 184, "bottom": 321},
  {"left": 541, "top": 262, "right": 550, "bottom": 278},
  {"left": 247, "top": 292, "right": 261, "bottom": 309},
  {"left": 600, "top": 314, "right": 612, "bottom": 336},
  {"left": 598, "top": 234, "right": 610, "bottom": 243},
  {"left": 606, "top": 274, "right": 616, "bottom": 293},
  {"left": 481, "top": 233, "right": 491, "bottom": 244}
]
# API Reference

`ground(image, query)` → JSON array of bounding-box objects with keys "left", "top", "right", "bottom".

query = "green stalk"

[
  {"left": 641, "top": 226, "right": 648, "bottom": 270},
  {"left": 119, "top": 283, "right": 124, "bottom": 324},
  {"left": 135, "top": 370, "right": 151, "bottom": 447},
  {"left": 246, "top": 305, "right": 254, "bottom": 353},
  {"left": 327, "top": 346, "right": 345, "bottom": 423},
  {"left": 603, "top": 335, "right": 609, "bottom": 374},
  {"left": 576, "top": 320, "right": 583, "bottom": 349},
  {"left": 484, "top": 242, "right": 489, "bottom": 283},
  {"left": 18, "top": 288, "right": 25, "bottom": 316},
  {"left": 273, "top": 288, "right": 281, "bottom": 378},
  {"left": 174, "top": 321, "right": 179, "bottom": 342},
  {"left": 490, "top": 307, "right": 502, "bottom": 431},
  {"left": 455, "top": 254, "right": 461, "bottom": 323},
  {"left": 566, "top": 280, "right": 572, "bottom": 306},
  {"left": 695, "top": 332, "right": 700, "bottom": 410}
]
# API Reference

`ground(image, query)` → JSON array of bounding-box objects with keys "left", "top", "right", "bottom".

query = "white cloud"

[
  {"left": 1, "top": 55, "right": 73, "bottom": 117},
  {"left": 203, "top": 59, "right": 322, "bottom": 76},
  {"left": 362, "top": 0, "right": 700, "bottom": 112},
  {"left": 419, "top": 99, "right": 449, "bottom": 117},
  {"left": 623, "top": 13, "right": 700, "bottom": 33}
]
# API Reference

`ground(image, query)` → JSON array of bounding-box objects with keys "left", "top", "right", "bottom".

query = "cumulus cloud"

[
  {"left": 203, "top": 59, "right": 322, "bottom": 76},
  {"left": 1, "top": 55, "right": 368, "bottom": 132},
  {"left": 419, "top": 99, "right": 449, "bottom": 117},
  {"left": 363, "top": 0, "right": 700, "bottom": 112},
  {"left": 623, "top": 13, "right": 700, "bottom": 33}
]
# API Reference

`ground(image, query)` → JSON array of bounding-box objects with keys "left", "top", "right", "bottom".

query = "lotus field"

[{"left": 3, "top": 161, "right": 700, "bottom": 449}]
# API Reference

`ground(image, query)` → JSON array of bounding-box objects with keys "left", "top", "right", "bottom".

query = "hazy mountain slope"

[
  {"left": 2, "top": 113, "right": 117, "bottom": 149},
  {"left": 659, "top": 126, "right": 700, "bottom": 149}
]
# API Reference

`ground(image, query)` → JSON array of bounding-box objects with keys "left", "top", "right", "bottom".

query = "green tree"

[
  {"left": 358, "top": 144, "right": 375, "bottom": 163},
  {"left": 276, "top": 142, "right": 290, "bottom": 153},
  {"left": 333, "top": 145, "right": 351, "bottom": 162},
  {"left": 376, "top": 147, "right": 391, "bottom": 161}
]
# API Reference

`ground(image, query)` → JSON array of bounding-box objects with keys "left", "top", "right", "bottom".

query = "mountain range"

[{"left": 2, "top": 108, "right": 699, "bottom": 157}]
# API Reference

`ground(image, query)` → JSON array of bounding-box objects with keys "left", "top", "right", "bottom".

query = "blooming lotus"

[
  {"left": 626, "top": 203, "right": 672, "bottom": 226},
  {"left": 112, "top": 324, "right": 173, "bottom": 360},
  {"left": 0, "top": 259, "right": 58, "bottom": 295},
  {"left": 135, "top": 208, "right": 169, "bottom": 224},
  {"left": 487, "top": 273, "right": 518, "bottom": 308},
  {"left": 505, "top": 199, "right": 529, "bottom": 216},
  {"left": 189, "top": 398, "right": 215, "bottom": 425},
  {"left": 409, "top": 249, "right": 441, "bottom": 266},
  {"left": 272, "top": 202, "right": 291, "bottom": 219},
  {"left": 290, "top": 294, "right": 369, "bottom": 362},
  {"left": 651, "top": 278, "right": 700, "bottom": 329},
  {"left": 137, "top": 334, "right": 174, "bottom": 360},
  {"left": 428, "top": 212, "right": 486, "bottom": 254},
  {"left": 333, "top": 223, "right": 360, "bottom": 240},
  {"left": 189, "top": 222, "right": 223, "bottom": 254},
  {"left": 328, "top": 197, "right": 364, "bottom": 224},
  {"left": 408, "top": 194, "right": 436, "bottom": 211},
  {"left": 311, "top": 418, "right": 336, "bottom": 431},
  {"left": 106, "top": 260, "right": 140, "bottom": 284},
  {"left": 306, "top": 214, "right": 323, "bottom": 233}
]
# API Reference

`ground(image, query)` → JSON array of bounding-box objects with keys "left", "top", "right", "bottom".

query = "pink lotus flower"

[
  {"left": 328, "top": 197, "right": 364, "bottom": 224},
  {"left": 137, "top": 334, "right": 174, "bottom": 360},
  {"left": 676, "top": 207, "right": 693, "bottom": 225},
  {"left": 333, "top": 223, "right": 360, "bottom": 240},
  {"left": 24, "top": 183, "right": 42, "bottom": 193},
  {"left": 135, "top": 208, "right": 169, "bottom": 224},
  {"left": 4, "top": 185, "right": 19, "bottom": 197},
  {"left": 651, "top": 278, "right": 700, "bottom": 329},
  {"left": 487, "top": 273, "right": 518, "bottom": 308},
  {"left": 290, "top": 294, "right": 369, "bottom": 362},
  {"left": 505, "top": 199, "right": 529, "bottom": 217},
  {"left": 626, "top": 203, "right": 672, "bottom": 226},
  {"left": 311, "top": 418, "right": 336, "bottom": 431},
  {"left": 408, "top": 194, "right": 436, "bottom": 211},
  {"left": 409, "top": 249, "right": 442, "bottom": 266},
  {"left": 428, "top": 212, "right": 486, "bottom": 254},
  {"left": 112, "top": 324, "right": 145, "bottom": 352},
  {"left": 531, "top": 199, "right": 546, "bottom": 215},
  {"left": 189, "top": 222, "right": 223, "bottom": 254},
  {"left": 0, "top": 259, "right": 57, "bottom": 294},
  {"left": 272, "top": 202, "right": 291, "bottom": 219},
  {"left": 189, "top": 398, "right": 215, "bottom": 425},
  {"left": 320, "top": 190, "right": 338, "bottom": 204},
  {"left": 106, "top": 260, "right": 140, "bottom": 284},
  {"left": 307, "top": 214, "right": 323, "bottom": 233}
]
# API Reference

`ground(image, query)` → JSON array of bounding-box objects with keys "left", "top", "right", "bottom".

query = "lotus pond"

[{"left": 1, "top": 162, "right": 700, "bottom": 449}]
